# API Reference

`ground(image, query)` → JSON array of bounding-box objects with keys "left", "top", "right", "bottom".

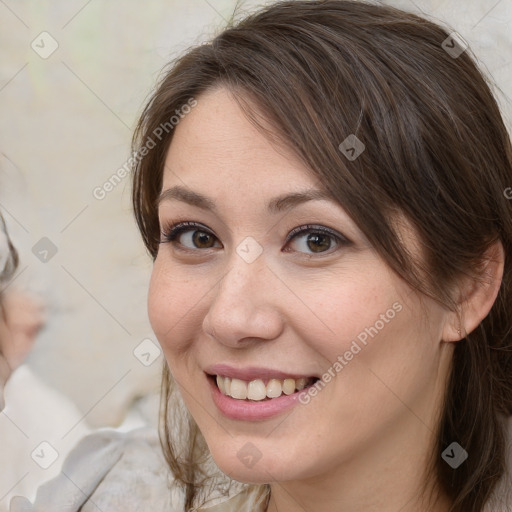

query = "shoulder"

[
  {"left": 9, "top": 425, "right": 268, "bottom": 512},
  {"left": 9, "top": 427, "right": 184, "bottom": 512},
  {"left": 193, "top": 485, "right": 269, "bottom": 512}
]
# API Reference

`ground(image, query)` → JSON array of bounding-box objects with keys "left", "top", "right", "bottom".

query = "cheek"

[
  {"left": 315, "top": 289, "right": 441, "bottom": 428},
  {"left": 147, "top": 258, "right": 206, "bottom": 359},
  {"left": 296, "top": 271, "right": 434, "bottom": 404},
  {"left": 294, "top": 269, "right": 401, "bottom": 363}
]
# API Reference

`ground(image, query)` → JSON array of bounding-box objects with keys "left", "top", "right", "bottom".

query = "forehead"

[{"left": 162, "top": 87, "right": 316, "bottom": 191}]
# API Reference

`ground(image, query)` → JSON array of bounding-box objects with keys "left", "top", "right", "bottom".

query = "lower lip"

[{"left": 208, "top": 375, "right": 308, "bottom": 421}]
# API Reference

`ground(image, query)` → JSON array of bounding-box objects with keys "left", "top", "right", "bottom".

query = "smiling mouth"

[{"left": 208, "top": 374, "right": 319, "bottom": 401}]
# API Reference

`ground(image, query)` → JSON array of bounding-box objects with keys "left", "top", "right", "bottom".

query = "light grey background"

[{"left": 0, "top": 0, "right": 511, "bottom": 506}]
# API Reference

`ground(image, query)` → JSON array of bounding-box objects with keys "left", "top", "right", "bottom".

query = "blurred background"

[{"left": 0, "top": 0, "right": 511, "bottom": 509}]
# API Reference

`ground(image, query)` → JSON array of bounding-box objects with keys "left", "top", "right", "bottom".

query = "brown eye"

[
  {"left": 162, "top": 222, "right": 222, "bottom": 250},
  {"left": 305, "top": 233, "right": 332, "bottom": 253},
  {"left": 285, "top": 225, "right": 349, "bottom": 255},
  {"left": 288, "top": 232, "right": 335, "bottom": 253},
  {"left": 191, "top": 230, "right": 217, "bottom": 248}
]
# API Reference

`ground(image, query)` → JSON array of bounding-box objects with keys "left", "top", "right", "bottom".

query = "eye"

[
  {"left": 160, "top": 221, "right": 350, "bottom": 255},
  {"left": 160, "top": 221, "right": 222, "bottom": 250},
  {"left": 284, "top": 224, "right": 349, "bottom": 255}
]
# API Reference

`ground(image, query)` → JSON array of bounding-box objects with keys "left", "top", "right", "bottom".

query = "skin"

[
  {"left": 148, "top": 86, "right": 503, "bottom": 512},
  {"left": 0, "top": 290, "right": 45, "bottom": 409}
]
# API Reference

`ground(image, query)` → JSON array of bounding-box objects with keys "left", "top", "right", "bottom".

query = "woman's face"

[{"left": 148, "top": 86, "right": 453, "bottom": 484}]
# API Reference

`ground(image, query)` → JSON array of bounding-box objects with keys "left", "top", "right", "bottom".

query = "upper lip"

[{"left": 205, "top": 364, "right": 317, "bottom": 381}]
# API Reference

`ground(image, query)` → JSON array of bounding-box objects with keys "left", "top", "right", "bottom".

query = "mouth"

[{"left": 207, "top": 373, "right": 319, "bottom": 402}]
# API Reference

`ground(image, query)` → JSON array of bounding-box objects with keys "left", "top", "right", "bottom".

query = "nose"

[{"left": 202, "top": 253, "right": 284, "bottom": 348}]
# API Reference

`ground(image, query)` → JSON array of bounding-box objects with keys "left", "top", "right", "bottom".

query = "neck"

[
  {"left": 265, "top": 413, "right": 452, "bottom": 512},
  {"left": 266, "top": 488, "right": 451, "bottom": 512}
]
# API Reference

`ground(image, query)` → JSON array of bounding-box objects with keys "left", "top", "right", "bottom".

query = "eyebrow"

[{"left": 157, "top": 185, "right": 333, "bottom": 214}]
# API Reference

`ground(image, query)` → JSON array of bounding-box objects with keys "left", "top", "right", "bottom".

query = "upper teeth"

[{"left": 216, "top": 375, "right": 311, "bottom": 401}]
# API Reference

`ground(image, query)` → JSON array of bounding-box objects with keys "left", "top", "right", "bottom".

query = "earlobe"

[
  {"left": 442, "top": 308, "right": 464, "bottom": 343},
  {"left": 442, "top": 240, "right": 504, "bottom": 343}
]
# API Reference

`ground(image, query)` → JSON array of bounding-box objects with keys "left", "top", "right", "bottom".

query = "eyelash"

[{"left": 159, "top": 221, "right": 351, "bottom": 255}]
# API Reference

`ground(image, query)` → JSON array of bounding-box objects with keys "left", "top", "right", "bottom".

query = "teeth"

[
  {"left": 216, "top": 375, "right": 225, "bottom": 394},
  {"left": 266, "top": 379, "right": 282, "bottom": 398},
  {"left": 230, "top": 378, "right": 247, "bottom": 399},
  {"left": 282, "top": 378, "right": 296, "bottom": 395},
  {"left": 248, "top": 379, "right": 267, "bottom": 400},
  {"left": 215, "top": 375, "right": 314, "bottom": 401},
  {"left": 296, "top": 378, "right": 307, "bottom": 391}
]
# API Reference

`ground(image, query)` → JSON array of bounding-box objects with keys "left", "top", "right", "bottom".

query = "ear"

[{"left": 442, "top": 240, "right": 504, "bottom": 342}]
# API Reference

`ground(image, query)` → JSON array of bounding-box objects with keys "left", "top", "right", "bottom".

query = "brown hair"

[{"left": 131, "top": 1, "right": 512, "bottom": 510}]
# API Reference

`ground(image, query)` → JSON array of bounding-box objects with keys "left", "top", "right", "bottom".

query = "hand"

[
  {"left": 0, "top": 290, "right": 45, "bottom": 410},
  {"left": 0, "top": 291, "right": 45, "bottom": 370}
]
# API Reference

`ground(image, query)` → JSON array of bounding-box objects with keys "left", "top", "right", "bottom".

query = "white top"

[
  {"left": 8, "top": 427, "right": 268, "bottom": 512},
  {"left": 9, "top": 417, "right": 512, "bottom": 512}
]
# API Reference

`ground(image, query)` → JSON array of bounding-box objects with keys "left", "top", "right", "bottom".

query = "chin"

[
  {"left": 207, "top": 442, "right": 307, "bottom": 484},
  {"left": 212, "top": 456, "right": 281, "bottom": 484}
]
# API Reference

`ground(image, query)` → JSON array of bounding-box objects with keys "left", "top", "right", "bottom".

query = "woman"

[
  {"left": 0, "top": 215, "right": 44, "bottom": 412},
  {"left": 11, "top": 1, "right": 512, "bottom": 511}
]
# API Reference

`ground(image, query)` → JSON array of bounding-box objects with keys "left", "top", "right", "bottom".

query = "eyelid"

[
  {"left": 160, "top": 220, "right": 221, "bottom": 251},
  {"left": 160, "top": 220, "right": 351, "bottom": 253},
  {"left": 284, "top": 224, "right": 351, "bottom": 246},
  {"left": 161, "top": 220, "right": 213, "bottom": 238}
]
